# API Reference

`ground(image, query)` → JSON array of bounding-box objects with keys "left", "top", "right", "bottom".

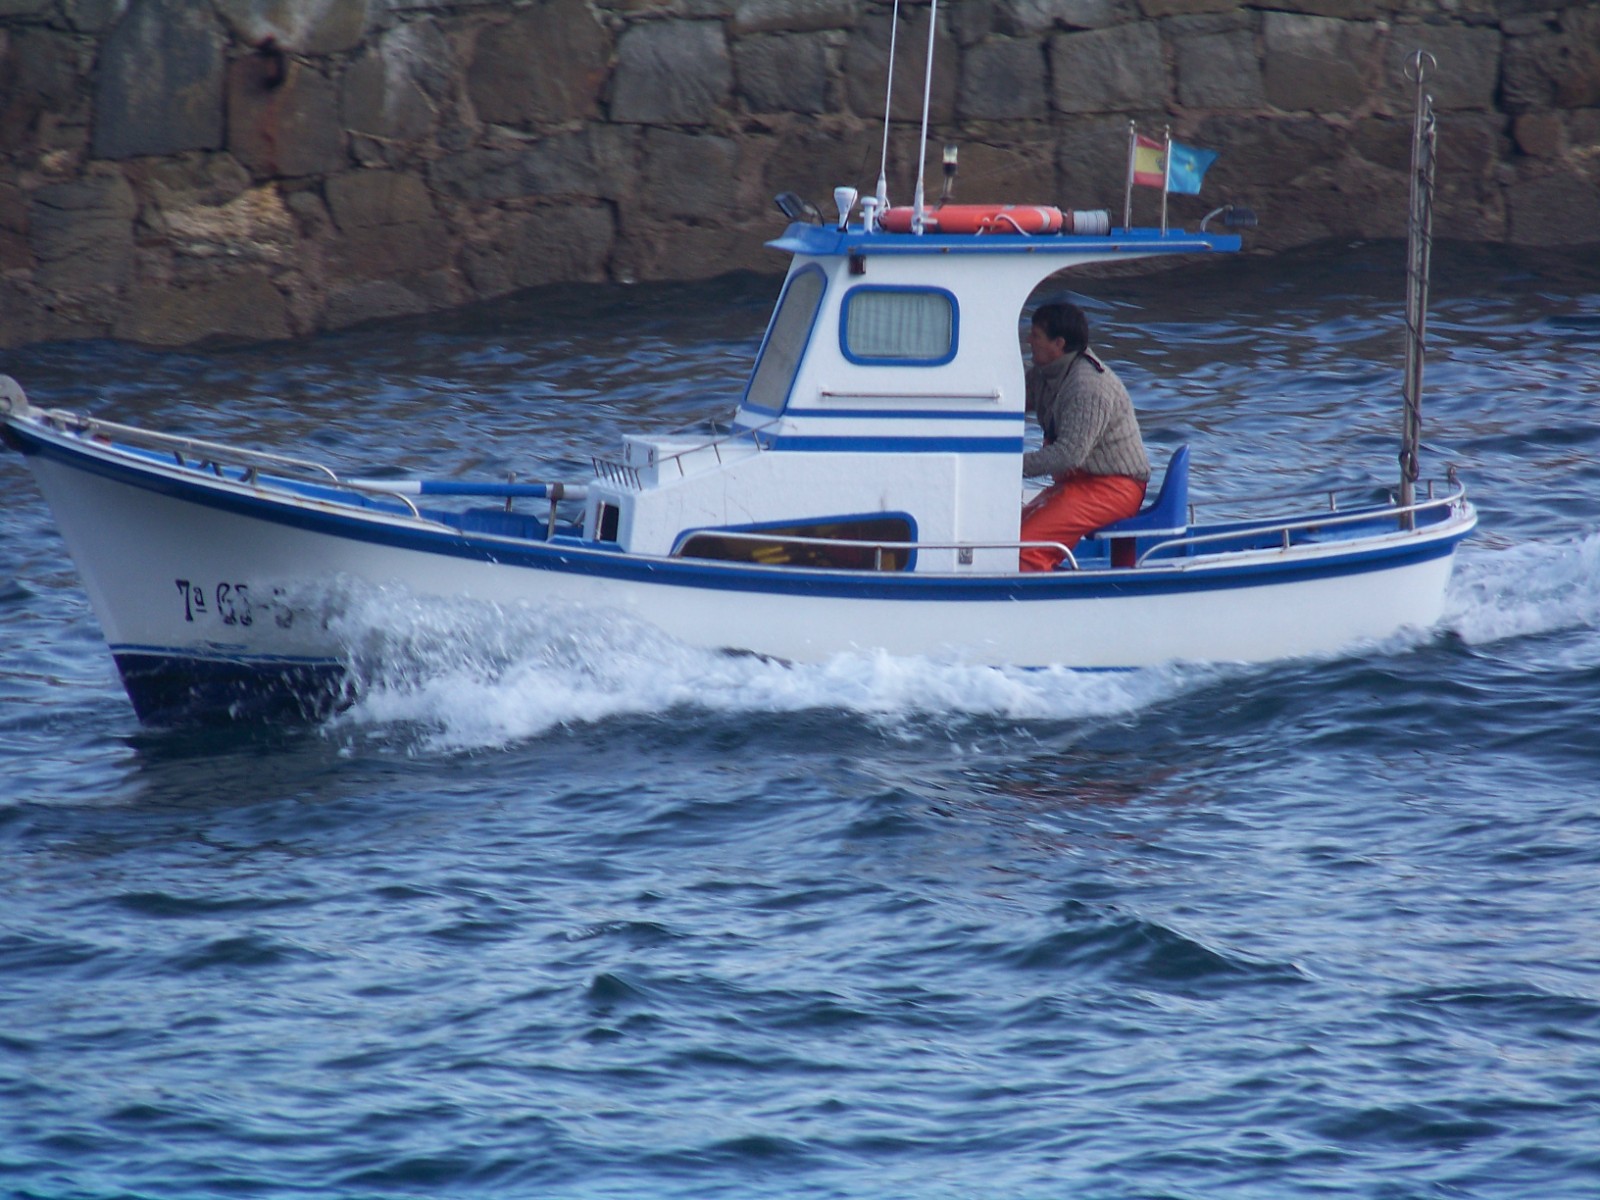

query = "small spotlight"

[{"left": 774, "top": 192, "right": 822, "bottom": 223}]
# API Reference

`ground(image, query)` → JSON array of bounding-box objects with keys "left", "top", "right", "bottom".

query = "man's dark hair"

[{"left": 1031, "top": 301, "right": 1089, "bottom": 354}]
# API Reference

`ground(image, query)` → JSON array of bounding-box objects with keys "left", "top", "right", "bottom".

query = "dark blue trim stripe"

[
  {"left": 737, "top": 406, "right": 1019, "bottom": 426},
  {"left": 768, "top": 435, "right": 1024, "bottom": 453},
  {"left": 11, "top": 419, "right": 1473, "bottom": 604},
  {"left": 783, "top": 407, "right": 1020, "bottom": 422}
]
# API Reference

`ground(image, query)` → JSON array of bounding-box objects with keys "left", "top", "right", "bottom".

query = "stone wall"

[{"left": 1, "top": 0, "right": 1596, "bottom": 348}]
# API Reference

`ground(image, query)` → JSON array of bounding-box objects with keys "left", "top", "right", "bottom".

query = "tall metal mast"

[{"left": 1399, "top": 51, "right": 1437, "bottom": 529}]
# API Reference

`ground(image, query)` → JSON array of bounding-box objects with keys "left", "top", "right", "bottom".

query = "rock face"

[
  {"left": 612, "top": 20, "right": 733, "bottom": 126},
  {"left": 0, "top": 0, "right": 1596, "bottom": 348},
  {"left": 91, "top": 0, "right": 227, "bottom": 160}
]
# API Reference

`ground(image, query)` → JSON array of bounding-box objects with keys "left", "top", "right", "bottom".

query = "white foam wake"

[
  {"left": 320, "top": 584, "right": 1207, "bottom": 751},
  {"left": 315, "top": 530, "right": 1600, "bottom": 751},
  {"left": 1444, "top": 530, "right": 1600, "bottom": 647}
]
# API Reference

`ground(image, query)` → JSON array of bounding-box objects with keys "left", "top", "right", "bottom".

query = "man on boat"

[{"left": 1019, "top": 302, "right": 1150, "bottom": 571}]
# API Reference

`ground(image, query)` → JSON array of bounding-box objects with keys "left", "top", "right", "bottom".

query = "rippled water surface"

[{"left": 4, "top": 242, "right": 1600, "bottom": 1199}]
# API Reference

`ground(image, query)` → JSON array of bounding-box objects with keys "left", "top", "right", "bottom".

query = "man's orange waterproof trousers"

[{"left": 1019, "top": 473, "right": 1147, "bottom": 571}]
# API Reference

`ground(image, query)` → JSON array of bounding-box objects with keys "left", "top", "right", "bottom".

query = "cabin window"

[
  {"left": 743, "top": 266, "right": 826, "bottom": 413},
  {"left": 676, "top": 515, "right": 915, "bottom": 572},
  {"left": 841, "top": 287, "right": 957, "bottom": 365}
]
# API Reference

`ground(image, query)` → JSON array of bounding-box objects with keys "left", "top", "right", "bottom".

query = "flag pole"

[
  {"left": 1123, "top": 121, "right": 1136, "bottom": 231},
  {"left": 1161, "top": 125, "right": 1172, "bottom": 235}
]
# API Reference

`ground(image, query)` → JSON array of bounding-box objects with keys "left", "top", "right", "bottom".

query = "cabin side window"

[
  {"left": 840, "top": 287, "right": 957, "bottom": 365},
  {"left": 676, "top": 515, "right": 916, "bottom": 572},
  {"left": 742, "top": 266, "right": 826, "bottom": 414}
]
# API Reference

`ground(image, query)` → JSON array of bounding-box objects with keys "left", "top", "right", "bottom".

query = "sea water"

[{"left": 2, "top": 242, "right": 1599, "bottom": 1199}]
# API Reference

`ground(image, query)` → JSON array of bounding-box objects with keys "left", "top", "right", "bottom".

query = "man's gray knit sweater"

[{"left": 1023, "top": 351, "right": 1151, "bottom": 482}]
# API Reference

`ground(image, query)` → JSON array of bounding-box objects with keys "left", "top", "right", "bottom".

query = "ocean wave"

[
  {"left": 1445, "top": 531, "right": 1600, "bottom": 647},
  {"left": 316, "top": 525, "right": 1600, "bottom": 753},
  {"left": 323, "top": 586, "right": 1211, "bottom": 751}
]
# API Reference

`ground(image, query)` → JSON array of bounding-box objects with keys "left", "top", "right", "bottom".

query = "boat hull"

[{"left": 11, "top": 417, "right": 1476, "bottom": 723}]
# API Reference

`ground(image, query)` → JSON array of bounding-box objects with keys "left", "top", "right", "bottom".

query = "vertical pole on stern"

[
  {"left": 1123, "top": 121, "right": 1137, "bottom": 231},
  {"left": 1400, "top": 50, "right": 1438, "bottom": 530},
  {"left": 1160, "top": 126, "right": 1172, "bottom": 236}
]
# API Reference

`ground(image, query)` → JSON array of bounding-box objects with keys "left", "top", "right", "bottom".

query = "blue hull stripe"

[
  {"left": 12, "top": 422, "right": 1472, "bottom": 603},
  {"left": 781, "top": 407, "right": 1022, "bottom": 422},
  {"left": 738, "top": 406, "right": 1021, "bottom": 424},
  {"left": 767, "top": 435, "right": 1025, "bottom": 453}
]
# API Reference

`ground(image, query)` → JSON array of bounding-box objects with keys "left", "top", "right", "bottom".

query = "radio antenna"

[
  {"left": 910, "top": 0, "right": 939, "bottom": 234},
  {"left": 875, "top": 0, "right": 902, "bottom": 218}
]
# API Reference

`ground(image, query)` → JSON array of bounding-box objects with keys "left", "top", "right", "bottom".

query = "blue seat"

[{"left": 1089, "top": 445, "right": 1190, "bottom": 566}]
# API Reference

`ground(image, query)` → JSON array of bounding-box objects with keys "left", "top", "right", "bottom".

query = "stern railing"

[{"left": 1132, "top": 478, "right": 1468, "bottom": 567}]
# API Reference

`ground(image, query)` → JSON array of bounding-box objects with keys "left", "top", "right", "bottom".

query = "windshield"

[{"left": 743, "top": 267, "right": 825, "bottom": 413}]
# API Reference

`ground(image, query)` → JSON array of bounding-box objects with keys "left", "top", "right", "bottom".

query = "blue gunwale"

[
  {"left": 781, "top": 407, "right": 1019, "bottom": 421},
  {"left": 9, "top": 417, "right": 1473, "bottom": 604}
]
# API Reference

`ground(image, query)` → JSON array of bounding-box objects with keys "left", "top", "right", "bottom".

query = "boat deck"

[{"left": 96, "top": 420, "right": 1459, "bottom": 575}]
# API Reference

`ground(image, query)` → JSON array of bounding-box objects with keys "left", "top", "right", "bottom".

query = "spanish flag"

[{"left": 1132, "top": 135, "right": 1166, "bottom": 189}]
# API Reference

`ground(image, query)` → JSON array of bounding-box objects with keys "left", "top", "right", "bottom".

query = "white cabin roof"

[
  {"left": 591, "top": 218, "right": 1240, "bottom": 573},
  {"left": 738, "top": 221, "right": 1241, "bottom": 432}
]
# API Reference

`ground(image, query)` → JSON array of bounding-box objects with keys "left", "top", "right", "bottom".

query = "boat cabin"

[{"left": 582, "top": 207, "right": 1241, "bottom": 573}]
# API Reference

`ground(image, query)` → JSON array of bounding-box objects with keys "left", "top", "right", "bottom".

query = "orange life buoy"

[{"left": 878, "top": 204, "right": 1064, "bottom": 235}]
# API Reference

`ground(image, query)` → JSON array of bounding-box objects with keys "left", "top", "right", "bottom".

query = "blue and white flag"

[{"left": 1165, "top": 141, "right": 1218, "bottom": 195}]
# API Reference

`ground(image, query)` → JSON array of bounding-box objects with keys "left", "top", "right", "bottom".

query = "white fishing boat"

[{"left": 1, "top": 43, "right": 1473, "bottom": 724}]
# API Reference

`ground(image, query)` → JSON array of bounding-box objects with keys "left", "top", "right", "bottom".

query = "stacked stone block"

[{"left": 0, "top": 0, "right": 1595, "bottom": 348}]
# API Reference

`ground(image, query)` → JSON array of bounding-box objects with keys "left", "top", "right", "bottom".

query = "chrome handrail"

[
  {"left": 817, "top": 390, "right": 1003, "bottom": 403},
  {"left": 1135, "top": 482, "right": 1469, "bottom": 566},
  {"left": 1187, "top": 475, "right": 1450, "bottom": 517},
  {"left": 654, "top": 418, "right": 779, "bottom": 474},
  {"left": 38, "top": 406, "right": 439, "bottom": 521},
  {"left": 43, "top": 407, "right": 342, "bottom": 481},
  {"left": 35, "top": 404, "right": 597, "bottom": 529},
  {"left": 673, "top": 528, "right": 1078, "bottom": 571}
]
